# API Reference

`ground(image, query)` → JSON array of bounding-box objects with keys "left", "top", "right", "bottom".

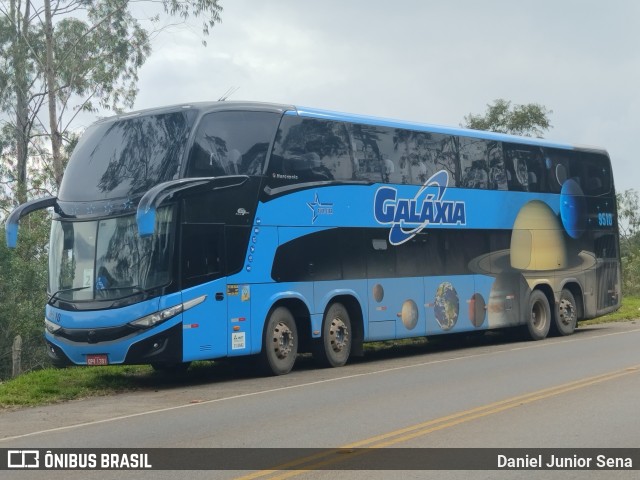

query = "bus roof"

[
  {"left": 94, "top": 101, "right": 608, "bottom": 155},
  {"left": 293, "top": 105, "right": 608, "bottom": 155}
]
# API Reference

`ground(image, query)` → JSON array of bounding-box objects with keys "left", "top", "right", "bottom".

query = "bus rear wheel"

[
  {"left": 314, "top": 303, "right": 352, "bottom": 368},
  {"left": 525, "top": 290, "right": 551, "bottom": 340},
  {"left": 260, "top": 306, "right": 298, "bottom": 376},
  {"left": 553, "top": 289, "right": 577, "bottom": 336}
]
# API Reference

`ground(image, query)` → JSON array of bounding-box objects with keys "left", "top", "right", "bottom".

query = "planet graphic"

[
  {"left": 434, "top": 282, "right": 459, "bottom": 331},
  {"left": 468, "top": 293, "right": 486, "bottom": 328},
  {"left": 401, "top": 299, "right": 419, "bottom": 330},
  {"left": 560, "top": 179, "right": 587, "bottom": 239},
  {"left": 373, "top": 284, "right": 384, "bottom": 303},
  {"left": 510, "top": 200, "right": 567, "bottom": 271}
]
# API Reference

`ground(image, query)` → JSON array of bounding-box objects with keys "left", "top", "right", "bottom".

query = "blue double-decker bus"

[{"left": 6, "top": 102, "right": 621, "bottom": 375}]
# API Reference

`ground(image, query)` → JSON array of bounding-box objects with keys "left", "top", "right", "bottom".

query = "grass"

[
  {"left": 1, "top": 296, "right": 639, "bottom": 409},
  {"left": 0, "top": 365, "right": 153, "bottom": 408},
  {"left": 581, "top": 295, "right": 640, "bottom": 324}
]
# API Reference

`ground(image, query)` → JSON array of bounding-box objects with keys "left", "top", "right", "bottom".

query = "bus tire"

[
  {"left": 553, "top": 289, "right": 577, "bottom": 336},
  {"left": 260, "top": 306, "right": 298, "bottom": 376},
  {"left": 525, "top": 290, "right": 551, "bottom": 340},
  {"left": 314, "top": 303, "right": 352, "bottom": 368}
]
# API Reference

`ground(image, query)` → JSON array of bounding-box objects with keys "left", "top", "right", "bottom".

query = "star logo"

[{"left": 307, "top": 193, "right": 333, "bottom": 224}]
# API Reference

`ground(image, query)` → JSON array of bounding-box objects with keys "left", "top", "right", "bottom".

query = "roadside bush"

[{"left": 0, "top": 212, "right": 50, "bottom": 380}]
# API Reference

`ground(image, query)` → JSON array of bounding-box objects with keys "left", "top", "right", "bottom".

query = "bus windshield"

[
  {"left": 58, "top": 110, "right": 198, "bottom": 202},
  {"left": 48, "top": 208, "right": 174, "bottom": 302}
]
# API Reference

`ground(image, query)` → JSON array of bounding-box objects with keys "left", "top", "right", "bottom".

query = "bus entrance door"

[
  {"left": 181, "top": 278, "right": 229, "bottom": 361},
  {"left": 180, "top": 223, "right": 229, "bottom": 361}
]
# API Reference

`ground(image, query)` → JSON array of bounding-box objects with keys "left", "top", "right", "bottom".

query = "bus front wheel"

[
  {"left": 260, "top": 306, "right": 298, "bottom": 376},
  {"left": 314, "top": 303, "right": 352, "bottom": 368},
  {"left": 525, "top": 290, "right": 551, "bottom": 341}
]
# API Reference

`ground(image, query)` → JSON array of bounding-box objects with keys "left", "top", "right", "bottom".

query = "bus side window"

[
  {"left": 350, "top": 124, "right": 384, "bottom": 183},
  {"left": 395, "top": 235, "right": 425, "bottom": 277},
  {"left": 181, "top": 223, "right": 224, "bottom": 287},
  {"left": 389, "top": 129, "right": 449, "bottom": 186},
  {"left": 504, "top": 144, "right": 539, "bottom": 192},
  {"left": 582, "top": 153, "right": 611, "bottom": 196},
  {"left": 525, "top": 153, "right": 544, "bottom": 193},
  {"left": 423, "top": 231, "right": 445, "bottom": 276},
  {"left": 460, "top": 138, "right": 487, "bottom": 189},
  {"left": 367, "top": 236, "right": 395, "bottom": 278},
  {"left": 544, "top": 149, "right": 579, "bottom": 193},
  {"left": 187, "top": 111, "right": 279, "bottom": 178},
  {"left": 268, "top": 117, "right": 352, "bottom": 184}
]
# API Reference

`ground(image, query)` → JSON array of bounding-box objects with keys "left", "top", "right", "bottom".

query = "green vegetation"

[
  {"left": 0, "top": 365, "right": 152, "bottom": 408},
  {"left": 583, "top": 295, "right": 640, "bottom": 324},
  {"left": 462, "top": 98, "right": 553, "bottom": 138},
  {"left": 0, "top": 0, "right": 224, "bottom": 382}
]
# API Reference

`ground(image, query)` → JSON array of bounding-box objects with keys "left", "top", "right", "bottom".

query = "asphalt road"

[{"left": 2, "top": 321, "right": 640, "bottom": 479}]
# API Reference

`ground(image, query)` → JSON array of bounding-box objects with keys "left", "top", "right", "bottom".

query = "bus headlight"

[
  {"left": 129, "top": 304, "right": 183, "bottom": 329},
  {"left": 129, "top": 295, "right": 207, "bottom": 329},
  {"left": 45, "top": 318, "right": 62, "bottom": 334}
]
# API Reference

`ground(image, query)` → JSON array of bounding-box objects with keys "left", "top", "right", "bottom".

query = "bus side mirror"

[
  {"left": 136, "top": 178, "right": 213, "bottom": 237},
  {"left": 5, "top": 196, "right": 57, "bottom": 248}
]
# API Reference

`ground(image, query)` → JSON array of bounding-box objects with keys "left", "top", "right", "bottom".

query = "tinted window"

[
  {"left": 355, "top": 124, "right": 464, "bottom": 186},
  {"left": 542, "top": 148, "right": 612, "bottom": 196},
  {"left": 382, "top": 128, "right": 448, "bottom": 186},
  {"left": 351, "top": 125, "right": 460, "bottom": 187},
  {"left": 459, "top": 138, "right": 506, "bottom": 190},
  {"left": 366, "top": 235, "right": 395, "bottom": 278},
  {"left": 543, "top": 149, "right": 579, "bottom": 193},
  {"left": 503, "top": 144, "right": 546, "bottom": 193},
  {"left": 350, "top": 124, "right": 385, "bottom": 183},
  {"left": 271, "top": 227, "right": 502, "bottom": 281},
  {"left": 395, "top": 234, "right": 427, "bottom": 276},
  {"left": 60, "top": 110, "right": 197, "bottom": 201},
  {"left": 271, "top": 228, "right": 366, "bottom": 282},
  {"left": 186, "top": 111, "right": 280, "bottom": 178},
  {"left": 268, "top": 117, "right": 353, "bottom": 187},
  {"left": 181, "top": 223, "right": 224, "bottom": 287},
  {"left": 581, "top": 153, "right": 611, "bottom": 196}
]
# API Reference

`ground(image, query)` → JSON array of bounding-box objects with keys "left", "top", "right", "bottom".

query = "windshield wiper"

[
  {"left": 48, "top": 286, "right": 90, "bottom": 305},
  {"left": 48, "top": 285, "right": 151, "bottom": 306}
]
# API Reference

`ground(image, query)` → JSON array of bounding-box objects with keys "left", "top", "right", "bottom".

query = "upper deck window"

[
  {"left": 59, "top": 110, "right": 197, "bottom": 201},
  {"left": 267, "top": 116, "right": 353, "bottom": 187},
  {"left": 186, "top": 111, "right": 281, "bottom": 178}
]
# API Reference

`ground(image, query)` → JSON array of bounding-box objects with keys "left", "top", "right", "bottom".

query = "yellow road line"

[{"left": 234, "top": 365, "right": 640, "bottom": 480}]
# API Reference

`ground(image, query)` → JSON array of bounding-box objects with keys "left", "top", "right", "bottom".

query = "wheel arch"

[
  {"left": 531, "top": 283, "right": 555, "bottom": 312},
  {"left": 266, "top": 297, "right": 313, "bottom": 353},
  {"left": 560, "top": 280, "right": 584, "bottom": 320}
]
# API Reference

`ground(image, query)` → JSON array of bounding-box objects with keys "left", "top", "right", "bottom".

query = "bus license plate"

[{"left": 86, "top": 354, "right": 108, "bottom": 366}]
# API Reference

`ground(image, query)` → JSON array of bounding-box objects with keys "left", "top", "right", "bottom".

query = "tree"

[
  {"left": 0, "top": 211, "right": 50, "bottom": 379},
  {"left": 0, "top": 0, "right": 222, "bottom": 379},
  {"left": 617, "top": 189, "right": 640, "bottom": 295},
  {"left": 0, "top": 0, "right": 223, "bottom": 204},
  {"left": 462, "top": 98, "right": 553, "bottom": 138}
]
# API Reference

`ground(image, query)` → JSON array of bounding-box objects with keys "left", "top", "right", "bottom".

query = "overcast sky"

[{"left": 128, "top": 0, "right": 639, "bottom": 192}]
